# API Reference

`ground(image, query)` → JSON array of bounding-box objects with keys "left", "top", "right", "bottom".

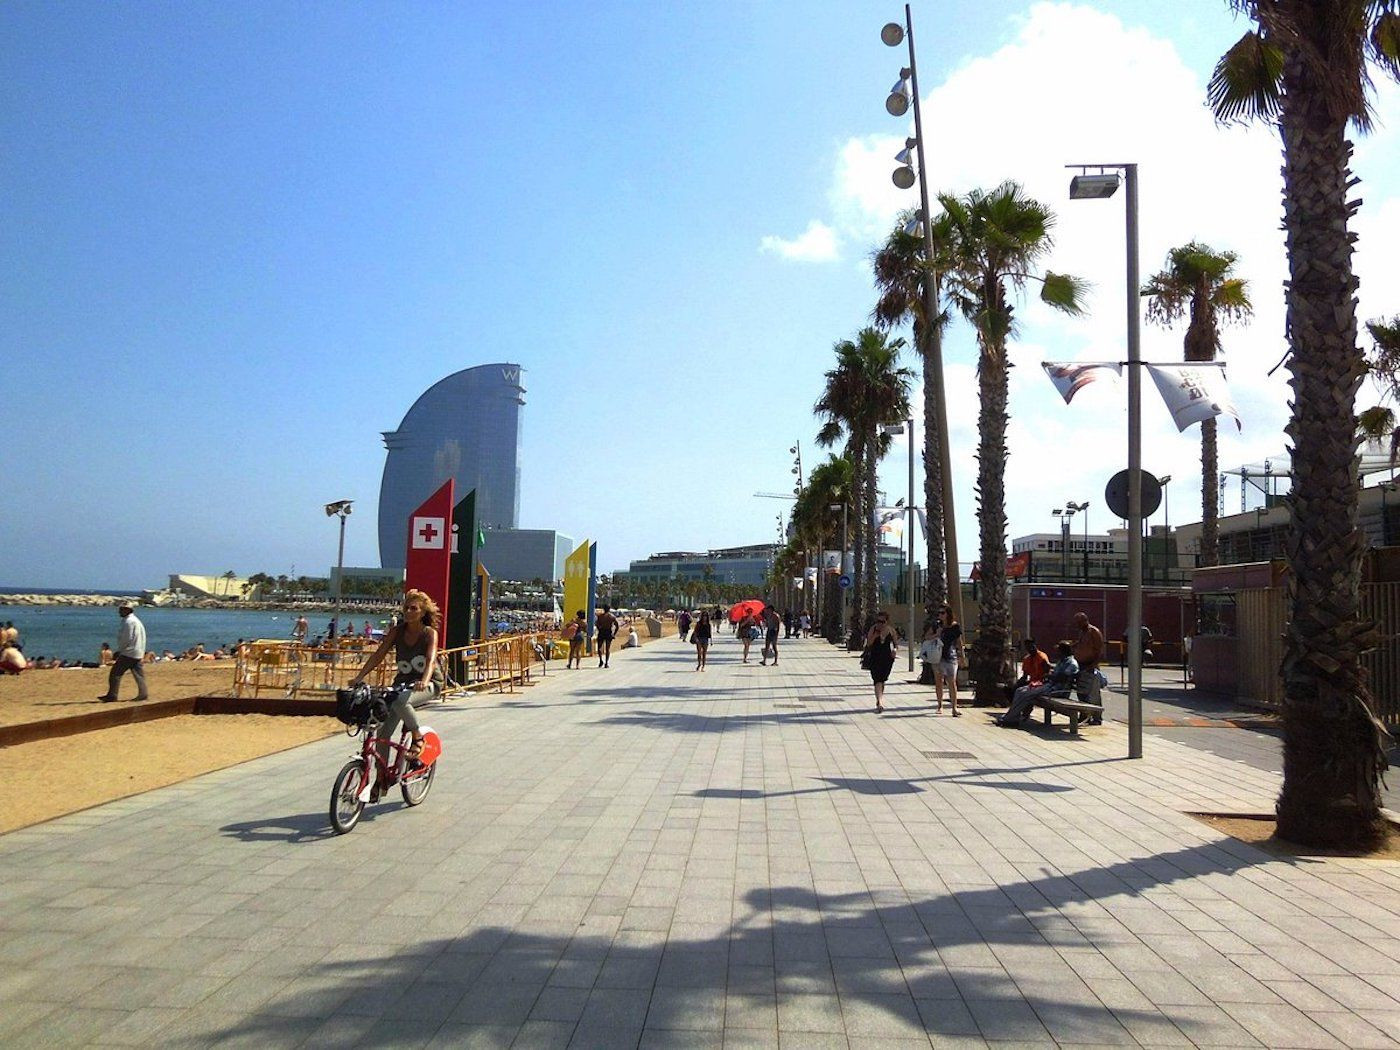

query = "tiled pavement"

[{"left": 3, "top": 632, "right": 1400, "bottom": 1048}]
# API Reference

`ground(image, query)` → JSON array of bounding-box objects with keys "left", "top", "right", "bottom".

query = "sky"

[{"left": 2, "top": 1, "right": 1397, "bottom": 590}]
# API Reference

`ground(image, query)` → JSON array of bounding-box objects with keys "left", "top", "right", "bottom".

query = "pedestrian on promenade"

[
  {"left": 98, "top": 602, "right": 149, "bottom": 702},
  {"left": 737, "top": 610, "right": 758, "bottom": 663},
  {"left": 761, "top": 603, "right": 782, "bottom": 666},
  {"left": 692, "top": 611, "right": 712, "bottom": 671},
  {"left": 800, "top": 610, "right": 811, "bottom": 637},
  {"left": 595, "top": 605, "right": 619, "bottom": 668},
  {"left": 677, "top": 609, "right": 692, "bottom": 642},
  {"left": 1072, "top": 611, "right": 1105, "bottom": 722},
  {"left": 862, "top": 610, "right": 898, "bottom": 713},
  {"left": 933, "top": 605, "right": 962, "bottom": 717},
  {"left": 565, "top": 610, "right": 587, "bottom": 669}
]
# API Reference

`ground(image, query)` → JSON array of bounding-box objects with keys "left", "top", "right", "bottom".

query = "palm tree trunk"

[
  {"left": 971, "top": 340, "right": 1014, "bottom": 703},
  {"left": 916, "top": 316, "right": 948, "bottom": 622},
  {"left": 1200, "top": 418, "right": 1219, "bottom": 567},
  {"left": 1274, "top": 53, "right": 1389, "bottom": 850},
  {"left": 863, "top": 431, "right": 879, "bottom": 633},
  {"left": 848, "top": 441, "right": 866, "bottom": 648}
]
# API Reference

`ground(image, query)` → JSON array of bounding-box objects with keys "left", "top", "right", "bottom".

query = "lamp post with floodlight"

[
  {"left": 325, "top": 499, "right": 354, "bottom": 638},
  {"left": 881, "top": 8, "right": 962, "bottom": 634},
  {"left": 1067, "top": 162, "right": 1143, "bottom": 759}
]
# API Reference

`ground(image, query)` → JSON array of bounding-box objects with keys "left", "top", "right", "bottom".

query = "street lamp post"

[
  {"left": 884, "top": 419, "right": 916, "bottom": 670},
  {"left": 1065, "top": 500, "right": 1090, "bottom": 582},
  {"left": 1052, "top": 508, "right": 1070, "bottom": 580},
  {"left": 1068, "top": 162, "right": 1143, "bottom": 759},
  {"left": 324, "top": 499, "right": 354, "bottom": 638},
  {"left": 1159, "top": 475, "right": 1173, "bottom": 582},
  {"left": 882, "top": 8, "right": 962, "bottom": 632}
]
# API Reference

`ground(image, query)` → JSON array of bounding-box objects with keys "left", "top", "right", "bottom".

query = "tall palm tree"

[
  {"left": 1209, "top": 0, "right": 1399, "bottom": 849},
  {"left": 815, "top": 328, "right": 914, "bottom": 645},
  {"left": 872, "top": 209, "right": 957, "bottom": 622},
  {"left": 939, "top": 181, "right": 1085, "bottom": 702},
  {"left": 794, "top": 455, "right": 855, "bottom": 641},
  {"left": 1143, "top": 242, "right": 1254, "bottom": 567}
]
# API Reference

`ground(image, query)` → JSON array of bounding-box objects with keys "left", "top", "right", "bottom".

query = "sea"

[{"left": 0, "top": 588, "right": 386, "bottom": 663}]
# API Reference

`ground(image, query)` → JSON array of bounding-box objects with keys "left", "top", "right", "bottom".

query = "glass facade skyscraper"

[{"left": 378, "top": 363, "right": 525, "bottom": 570}]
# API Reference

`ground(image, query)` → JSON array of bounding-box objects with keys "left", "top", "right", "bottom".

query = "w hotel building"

[{"left": 377, "top": 363, "right": 525, "bottom": 571}]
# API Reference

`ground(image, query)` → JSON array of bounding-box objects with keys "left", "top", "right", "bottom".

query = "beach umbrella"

[{"left": 728, "top": 599, "right": 765, "bottom": 623}]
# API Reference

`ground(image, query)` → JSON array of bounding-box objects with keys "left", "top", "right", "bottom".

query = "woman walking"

[
  {"left": 565, "top": 610, "right": 587, "bottom": 669},
  {"left": 738, "top": 610, "right": 759, "bottom": 663},
  {"left": 692, "top": 611, "right": 712, "bottom": 671},
  {"left": 863, "top": 611, "right": 898, "bottom": 713},
  {"left": 933, "top": 606, "right": 962, "bottom": 716}
]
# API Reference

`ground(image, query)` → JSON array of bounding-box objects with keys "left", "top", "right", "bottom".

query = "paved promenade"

[{"left": 3, "top": 631, "right": 1400, "bottom": 1049}]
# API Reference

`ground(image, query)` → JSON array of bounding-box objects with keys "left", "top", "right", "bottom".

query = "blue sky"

[{"left": 3, "top": 2, "right": 1397, "bottom": 590}]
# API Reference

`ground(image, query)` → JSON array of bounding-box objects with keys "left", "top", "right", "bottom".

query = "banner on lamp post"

[
  {"left": 1146, "top": 362, "right": 1242, "bottom": 432},
  {"left": 1041, "top": 361, "right": 1123, "bottom": 404}
]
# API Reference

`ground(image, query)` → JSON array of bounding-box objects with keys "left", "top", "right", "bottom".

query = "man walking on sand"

[
  {"left": 1072, "top": 611, "right": 1105, "bottom": 723},
  {"left": 99, "top": 602, "right": 149, "bottom": 702}
]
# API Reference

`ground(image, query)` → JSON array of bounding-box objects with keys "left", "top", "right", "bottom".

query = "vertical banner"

[
  {"left": 1145, "top": 362, "right": 1242, "bottom": 432},
  {"left": 405, "top": 479, "right": 454, "bottom": 639},
  {"left": 587, "top": 543, "right": 598, "bottom": 656},
  {"left": 446, "top": 489, "right": 478, "bottom": 650},
  {"left": 563, "top": 539, "right": 591, "bottom": 652}
]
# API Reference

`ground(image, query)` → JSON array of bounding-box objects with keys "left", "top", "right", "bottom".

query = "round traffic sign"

[
  {"left": 1105, "top": 469, "right": 1163, "bottom": 519},
  {"left": 838, "top": 574, "right": 852, "bottom": 589}
]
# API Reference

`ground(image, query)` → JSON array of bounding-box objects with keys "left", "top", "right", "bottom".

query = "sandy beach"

[{"left": 0, "top": 662, "right": 341, "bottom": 834}]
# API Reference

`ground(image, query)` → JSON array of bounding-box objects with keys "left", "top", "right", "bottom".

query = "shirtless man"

[
  {"left": 595, "top": 605, "right": 619, "bottom": 668},
  {"left": 1071, "top": 612, "right": 1105, "bottom": 722}
]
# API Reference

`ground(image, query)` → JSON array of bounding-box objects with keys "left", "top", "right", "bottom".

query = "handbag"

[{"left": 859, "top": 648, "right": 872, "bottom": 670}]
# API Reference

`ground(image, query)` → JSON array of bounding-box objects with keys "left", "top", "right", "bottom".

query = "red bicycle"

[{"left": 330, "top": 686, "right": 441, "bottom": 834}]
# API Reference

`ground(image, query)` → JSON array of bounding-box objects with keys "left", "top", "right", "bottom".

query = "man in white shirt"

[{"left": 99, "top": 602, "right": 149, "bottom": 702}]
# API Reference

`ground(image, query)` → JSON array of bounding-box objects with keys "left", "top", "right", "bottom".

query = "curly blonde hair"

[{"left": 402, "top": 588, "right": 440, "bottom": 628}]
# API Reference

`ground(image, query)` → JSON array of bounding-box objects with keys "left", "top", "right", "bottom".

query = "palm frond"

[
  {"left": 1039, "top": 272, "right": 1087, "bottom": 316},
  {"left": 1208, "top": 30, "right": 1283, "bottom": 125},
  {"left": 1358, "top": 405, "right": 1396, "bottom": 442}
]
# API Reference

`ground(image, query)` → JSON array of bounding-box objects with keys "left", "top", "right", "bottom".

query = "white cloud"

[
  {"left": 842, "top": 2, "right": 1399, "bottom": 552},
  {"left": 759, "top": 220, "right": 840, "bottom": 262}
]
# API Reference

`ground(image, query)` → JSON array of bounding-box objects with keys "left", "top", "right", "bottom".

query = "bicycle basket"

[{"left": 335, "top": 684, "right": 377, "bottom": 727}]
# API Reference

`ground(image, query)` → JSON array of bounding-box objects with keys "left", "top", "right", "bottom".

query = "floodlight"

[
  {"left": 894, "top": 147, "right": 913, "bottom": 166},
  {"left": 902, "top": 211, "right": 923, "bottom": 237},
  {"left": 892, "top": 166, "right": 916, "bottom": 189},
  {"left": 324, "top": 499, "right": 354, "bottom": 517},
  {"left": 1069, "top": 173, "right": 1120, "bottom": 199},
  {"left": 881, "top": 22, "right": 904, "bottom": 46},
  {"left": 885, "top": 77, "right": 911, "bottom": 116}
]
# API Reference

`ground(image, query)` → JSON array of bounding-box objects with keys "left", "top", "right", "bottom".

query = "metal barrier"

[
  {"left": 438, "top": 632, "right": 552, "bottom": 696},
  {"left": 234, "top": 632, "right": 554, "bottom": 700}
]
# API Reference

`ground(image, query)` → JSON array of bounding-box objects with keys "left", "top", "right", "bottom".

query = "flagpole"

[{"left": 1125, "top": 162, "right": 1143, "bottom": 761}]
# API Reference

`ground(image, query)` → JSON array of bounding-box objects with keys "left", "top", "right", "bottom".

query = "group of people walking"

[{"left": 863, "top": 604, "right": 962, "bottom": 714}]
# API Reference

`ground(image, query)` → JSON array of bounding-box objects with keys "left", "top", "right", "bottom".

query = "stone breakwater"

[{"left": 2, "top": 594, "right": 141, "bottom": 607}]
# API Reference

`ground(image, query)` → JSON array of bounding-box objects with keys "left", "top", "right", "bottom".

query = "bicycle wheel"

[
  {"left": 330, "top": 760, "right": 367, "bottom": 834},
  {"left": 400, "top": 760, "right": 436, "bottom": 807}
]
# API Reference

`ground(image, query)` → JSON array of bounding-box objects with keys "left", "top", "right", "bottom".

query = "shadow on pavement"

[
  {"left": 187, "top": 839, "right": 1280, "bottom": 1047},
  {"left": 220, "top": 808, "right": 389, "bottom": 843}
]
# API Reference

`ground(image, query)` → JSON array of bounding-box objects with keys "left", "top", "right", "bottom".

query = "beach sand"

[{"left": 0, "top": 662, "right": 341, "bottom": 834}]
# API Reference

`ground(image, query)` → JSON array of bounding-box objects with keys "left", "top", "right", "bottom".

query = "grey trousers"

[
  {"left": 377, "top": 683, "right": 438, "bottom": 766},
  {"left": 107, "top": 655, "right": 148, "bottom": 699}
]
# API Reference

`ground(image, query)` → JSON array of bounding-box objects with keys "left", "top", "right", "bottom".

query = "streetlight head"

[
  {"left": 885, "top": 78, "right": 911, "bottom": 116},
  {"left": 881, "top": 22, "right": 905, "bottom": 46},
  {"left": 891, "top": 165, "right": 916, "bottom": 189},
  {"left": 894, "top": 146, "right": 914, "bottom": 166},
  {"left": 902, "top": 212, "right": 924, "bottom": 238},
  {"left": 1052, "top": 508, "right": 1063, "bottom": 516},
  {"left": 1069, "top": 173, "right": 1120, "bottom": 199},
  {"left": 324, "top": 499, "right": 354, "bottom": 517},
  {"left": 1160, "top": 474, "right": 1172, "bottom": 484}
]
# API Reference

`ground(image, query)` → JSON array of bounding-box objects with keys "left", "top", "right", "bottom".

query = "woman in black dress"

[{"left": 863, "top": 611, "right": 898, "bottom": 712}]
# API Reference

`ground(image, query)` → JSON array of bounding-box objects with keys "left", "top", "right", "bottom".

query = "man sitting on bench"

[{"left": 996, "top": 641, "right": 1078, "bottom": 728}]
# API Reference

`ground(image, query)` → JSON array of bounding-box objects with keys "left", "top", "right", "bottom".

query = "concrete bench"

[{"left": 1034, "top": 691, "right": 1104, "bottom": 735}]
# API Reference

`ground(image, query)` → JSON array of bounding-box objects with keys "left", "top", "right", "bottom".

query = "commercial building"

[
  {"left": 478, "top": 528, "right": 575, "bottom": 583},
  {"left": 615, "top": 543, "right": 908, "bottom": 596},
  {"left": 378, "top": 363, "right": 525, "bottom": 570}
]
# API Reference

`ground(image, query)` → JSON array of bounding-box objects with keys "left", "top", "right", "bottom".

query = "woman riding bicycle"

[{"left": 348, "top": 589, "right": 442, "bottom": 762}]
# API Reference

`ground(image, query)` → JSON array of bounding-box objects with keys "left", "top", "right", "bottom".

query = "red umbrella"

[{"left": 728, "top": 599, "right": 765, "bottom": 624}]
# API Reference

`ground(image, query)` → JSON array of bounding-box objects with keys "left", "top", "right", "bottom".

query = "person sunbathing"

[{"left": 0, "top": 643, "right": 28, "bottom": 674}]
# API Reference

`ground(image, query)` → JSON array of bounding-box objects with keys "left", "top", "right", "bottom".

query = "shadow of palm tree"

[{"left": 187, "top": 837, "right": 1282, "bottom": 1048}]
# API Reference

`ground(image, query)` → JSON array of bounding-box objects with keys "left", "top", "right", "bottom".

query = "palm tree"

[
  {"left": 793, "top": 454, "right": 855, "bottom": 641},
  {"left": 1358, "top": 316, "right": 1400, "bottom": 456},
  {"left": 1209, "top": 0, "right": 1399, "bottom": 849},
  {"left": 872, "top": 208, "right": 956, "bottom": 623},
  {"left": 1143, "top": 242, "right": 1254, "bottom": 567},
  {"left": 815, "top": 328, "right": 914, "bottom": 645},
  {"left": 939, "top": 181, "right": 1085, "bottom": 702}
]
